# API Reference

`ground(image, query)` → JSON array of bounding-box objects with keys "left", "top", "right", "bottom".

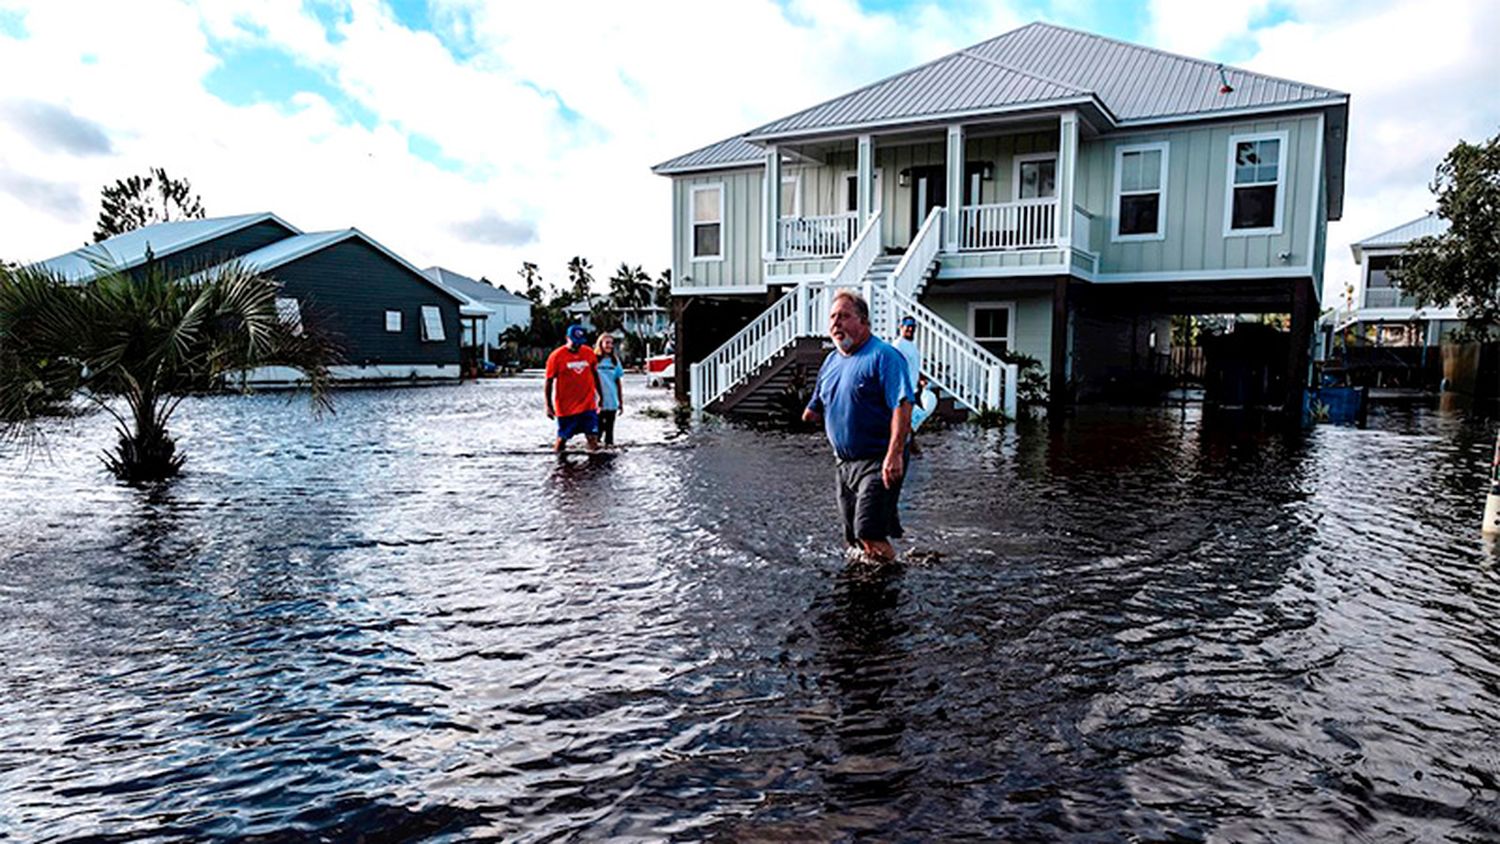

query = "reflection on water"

[{"left": 2, "top": 375, "right": 1498, "bottom": 841}]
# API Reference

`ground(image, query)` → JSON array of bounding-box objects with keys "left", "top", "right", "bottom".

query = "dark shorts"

[
  {"left": 836, "top": 456, "right": 904, "bottom": 546},
  {"left": 557, "top": 409, "right": 599, "bottom": 440}
]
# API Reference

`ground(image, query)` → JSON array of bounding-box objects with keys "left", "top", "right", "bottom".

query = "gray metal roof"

[
  {"left": 423, "top": 266, "right": 532, "bottom": 306},
  {"left": 651, "top": 134, "right": 765, "bottom": 175},
  {"left": 1351, "top": 213, "right": 1450, "bottom": 261},
  {"left": 655, "top": 21, "right": 1348, "bottom": 173},
  {"left": 32, "top": 212, "right": 299, "bottom": 282}
]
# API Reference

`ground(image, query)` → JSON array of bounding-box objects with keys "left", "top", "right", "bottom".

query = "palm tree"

[{"left": 0, "top": 260, "right": 333, "bottom": 483}]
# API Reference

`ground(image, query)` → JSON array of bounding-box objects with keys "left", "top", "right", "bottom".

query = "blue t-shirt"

[
  {"left": 596, "top": 356, "right": 624, "bottom": 411},
  {"left": 806, "top": 335, "right": 914, "bottom": 460}
]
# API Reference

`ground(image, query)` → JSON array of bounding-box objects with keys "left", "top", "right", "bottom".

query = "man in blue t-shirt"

[{"left": 801, "top": 289, "right": 915, "bottom": 563}]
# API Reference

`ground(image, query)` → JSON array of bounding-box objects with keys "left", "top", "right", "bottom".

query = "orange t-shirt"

[{"left": 545, "top": 344, "right": 599, "bottom": 417}]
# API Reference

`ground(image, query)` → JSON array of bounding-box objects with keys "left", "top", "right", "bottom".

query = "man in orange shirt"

[{"left": 544, "top": 324, "right": 603, "bottom": 453}]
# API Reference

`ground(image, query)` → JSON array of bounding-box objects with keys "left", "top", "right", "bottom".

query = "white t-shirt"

[{"left": 893, "top": 336, "right": 921, "bottom": 395}]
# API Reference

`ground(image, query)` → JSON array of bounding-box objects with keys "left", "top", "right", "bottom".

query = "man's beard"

[{"left": 836, "top": 335, "right": 856, "bottom": 352}]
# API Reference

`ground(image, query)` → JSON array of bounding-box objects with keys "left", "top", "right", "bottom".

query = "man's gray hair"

[{"left": 830, "top": 289, "right": 870, "bottom": 324}]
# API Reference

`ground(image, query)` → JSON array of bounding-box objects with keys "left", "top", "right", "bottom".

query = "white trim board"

[
  {"left": 670, "top": 284, "right": 768, "bottom": 296},
  {"left": 689, "top": 181, "right": 726, "bottom": 262},
  {"left": 1111, "top": 141, "right": 1168, "bottom": 243},
  {"left": 1223, "top": 129, "right": 1290, "bottom": 238}
]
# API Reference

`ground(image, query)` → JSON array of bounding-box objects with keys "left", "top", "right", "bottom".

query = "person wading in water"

[
  {"left": 801, "top": 290, "right": 914, "bottom": 563},
  {"left": 544, "top": 324, "right": 603, "bottom": 453}
]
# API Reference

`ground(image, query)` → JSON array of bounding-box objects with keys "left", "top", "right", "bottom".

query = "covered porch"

[{"left": 759, "top": 111, "right": 1096, "bottom": 279}]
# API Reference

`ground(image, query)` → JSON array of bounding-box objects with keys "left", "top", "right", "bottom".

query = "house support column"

[
  {"left": 1057, "top": 111, "right": 1078, "bottom": 248},
  {"left": 945, "top": 124, "right": 964, "bottom": 252},
  {"left": 856, "top": 134, "right": 875, "bottom": 235},
  {"left": 763, "top": 147, "right": 782, "bottom": 261},
  {"left": 1285, "top": 277, "right": 1314, "bottom": 418},
  {"left": 1050, "top": 277, "right": 1071, "bottom": 410},
  {"left": 673, "top": 296, "right": 692, "bottom": 403}
]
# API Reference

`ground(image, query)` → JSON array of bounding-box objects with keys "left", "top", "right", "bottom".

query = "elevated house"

[
  {"left": 652, "top": 22, "right": 1349, "bottom": 417},
  {"left": 1336, "top": 213, "right": 1461, "bottom": 346},
  {"left": 424, "top": 266, "right": 534, "bottom": 366},
  {"left": 565, "top": 296, "right": 673, "bottom": 342},
  {"left": 34, "top": 213, "right": 466, "bottom": 383}
]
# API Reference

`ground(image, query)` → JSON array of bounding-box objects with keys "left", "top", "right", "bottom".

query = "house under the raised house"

[
  {"left": 33, "top": 213, "right": 467, "bottom": 384},
  {"left": 652, "top": 21, "right": 1349, "bottom": 417}
]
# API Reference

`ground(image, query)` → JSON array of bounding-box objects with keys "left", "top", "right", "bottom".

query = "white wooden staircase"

[{"left": 690, "top": 208, "right": 1018, "bottom": 420}]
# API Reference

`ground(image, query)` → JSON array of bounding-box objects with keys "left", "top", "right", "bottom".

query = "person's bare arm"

[
  {"left": 544, "top": 376, "right": 556, "bottom": 418},
  {"left": 882, "top": 400, "right": 912, "bottom": 488},
  {"left": 802, "top": 407, "right": 822, "bottom": 423}
]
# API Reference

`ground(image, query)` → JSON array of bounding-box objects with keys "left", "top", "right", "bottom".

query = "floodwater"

[{"left": 2, "top": 375, "right": 1498, "bottom": 842}]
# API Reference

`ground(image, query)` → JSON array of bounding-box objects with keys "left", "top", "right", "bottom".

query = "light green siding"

[
  {"left": 767, "top": 259, "right": 839, "bottom": 279},
  {"left": 1076, "top": 114, "right": 1322, "bottom": 276},
  {"left": 922, "top": 292, "right": 1054, "bottom": 373},
  {"left": 941, "top": 248, "right": 1067, "bottom": 271},
  {"left": 672, "top": 168, "right": 763, "bottom": 292}
]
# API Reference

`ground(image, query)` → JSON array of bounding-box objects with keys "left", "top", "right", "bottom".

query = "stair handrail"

[
  {"left": 891, "top": 205, "right": 943, "bottom": 302},
  {"left": 827, "top": 210, "right": 882, "bottom": 294},
  {"left": 690, "top": 287, "right": 803, "bottom": 410},
  {"left": 880, "top": 285, "right": 1018, "bottom": 417}
]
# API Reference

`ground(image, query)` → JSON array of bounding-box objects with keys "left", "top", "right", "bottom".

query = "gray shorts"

[{"left": 835, "top": 457, "right": 904, "bottom": 546}]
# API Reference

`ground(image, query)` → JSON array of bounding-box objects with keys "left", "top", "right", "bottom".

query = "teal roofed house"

[{"left": 654, "top": 21, "right": 1350, "bottom": 416}]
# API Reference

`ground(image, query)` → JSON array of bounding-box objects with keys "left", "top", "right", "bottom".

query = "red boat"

[{"left": 645, "top": 353, "right": 674, "bottom": 387}]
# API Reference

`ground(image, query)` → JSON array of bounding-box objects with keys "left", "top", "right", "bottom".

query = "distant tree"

[
  {"left": 566, "top": 256, "right": 594, "bottom": 305},
  {"left": 517, "top": 261, "right": 543, "bottom": 304},
  {"left": 608, "top": 262, "right": 652, "bottom": 310},
  {"left": 654, "top": 268, "right": 673, "bottom": 309},
  {"left": 1397, "top": 133, "right": 1500, "bottom": 340},
  {"left": 93, "top": 167, "right": 206, "bottom": 242}
]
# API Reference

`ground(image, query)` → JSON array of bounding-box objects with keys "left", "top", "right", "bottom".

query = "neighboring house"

[
  {"left": 565, "top": 295, "right": 674, "bottom": 339},
  {"left": 653, "top": 21, "right": 1349, "bottom": 416},
  {"left": 1331, "top": 213, "right": 1462, "bottom": 347},
  {"left": 34, "top": 213, "right": 466, "bottom": 383},
  {"left": 423, "top": 266, "right": 533, "bottom": 358}
]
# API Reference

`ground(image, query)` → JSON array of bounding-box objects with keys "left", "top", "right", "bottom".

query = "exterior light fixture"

[
  {"left": 898, "top": 168, "right": 911, "bottom": 188},
  {"left": 980, "top": 163, "right": 994, "bottom": 181}
]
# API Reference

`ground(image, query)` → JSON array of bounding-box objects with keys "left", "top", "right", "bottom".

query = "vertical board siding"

[
  {"left": 1079, "top": 113, "right": 1320, "bottom": 276},
  {"left": 270, "top": 240, "right": 461, "bottom": 367},
  {"left": 673, "top": 168, "right": 763, "bottom": 292}
]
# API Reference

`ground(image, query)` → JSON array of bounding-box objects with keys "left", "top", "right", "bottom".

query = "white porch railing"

[
  {"left": 891, "top": 205, "right": 944, "bottom": 306},
  {"left": 1363, "top": 288, "right": 1418, "bottom": 309},
  {"left": 959, "top": 200, "right": 1057, "bottom": 251},
  {"left": 1071, "top": 204, "right": 1098, "bottom": 273},
  {"left": 778, "top": 212, "right": 858, "bottom": 259},
  {"left": 692, "top": 213, "right": 882, "bottom": 411},
  {"left": 873, "top": 285, "right": 1017, "bottom": 417},
  {"left": 692, "top": 204, "right": 1018, "bottom": 420}
]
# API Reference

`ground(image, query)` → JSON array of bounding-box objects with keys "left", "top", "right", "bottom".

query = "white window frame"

[
  {"left": 1112, "top": 141, "right": 1169, "bottom": 243},
  {"left": 1012, "top": 152, "right": 1058, "bottom": 204},
  {"left": 385, "top": 309, "right": 402, "bottom": 333},
  {"left": 420, "top": 305, "right": 445, "bottom": 342},
  {"left": 275, "top": 296, "right": 303, "bottom": 336},
  {"left": 967, "top": 300, "right": 1017, "bottom": 355},
  {"left": 840, "top": 168, "right": 884, "bottom": 213},
  {"left": 1223, "top": 130, "right": 1289, "bottom": 237},
  {"left": 689, "top": 182, "right": 724, "bottom": 263},
  {"left": 780, "top": 172, "right": 802, "bottom": 219}
]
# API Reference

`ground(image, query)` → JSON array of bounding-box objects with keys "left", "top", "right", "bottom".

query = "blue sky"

[{"left": 0, "top": 0, "right": 1497, "bottom": 302}]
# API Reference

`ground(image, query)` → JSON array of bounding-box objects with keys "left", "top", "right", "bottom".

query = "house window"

[
  {"left": 969, "top": 302, "right": 1014, "bottom": 357},
  {"left": 275, "top": 296, "right": 303, "bottom": 336},
  {"left": 843, "top": 171, "right": 883, "bottom": 212},
  {"left": 385, "top": 310, "right": 402, "bottom": 332},
  {"left": 780, "top": 174, "right": 801, "bottom": 218},
  {"left": 1114, "top": 142, "right": 1168, "bottom": 240},
  {"left": 1014, "top": 154, "right": 1056, "bottom": 202},
  {"left": 420, "top": 305, "right": 445, "bottom": 342},
  {"left": 690, "top": 183, "right": 723, "bottom": 260},
  {"left": 1226, "top": 132, "right": 1286, "bottom": 234}
]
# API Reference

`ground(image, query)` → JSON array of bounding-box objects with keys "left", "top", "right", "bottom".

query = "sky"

[{"left": 0, "top": 0, "right": 1496, "bottom": 304}]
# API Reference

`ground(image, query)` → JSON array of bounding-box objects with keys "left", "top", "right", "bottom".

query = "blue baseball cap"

[
  {"left": 567, "top": 325, "right": 588, "bottom": 345},
  {"left": 900, "top": 316, "right": 917, "bottom": 327}
]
